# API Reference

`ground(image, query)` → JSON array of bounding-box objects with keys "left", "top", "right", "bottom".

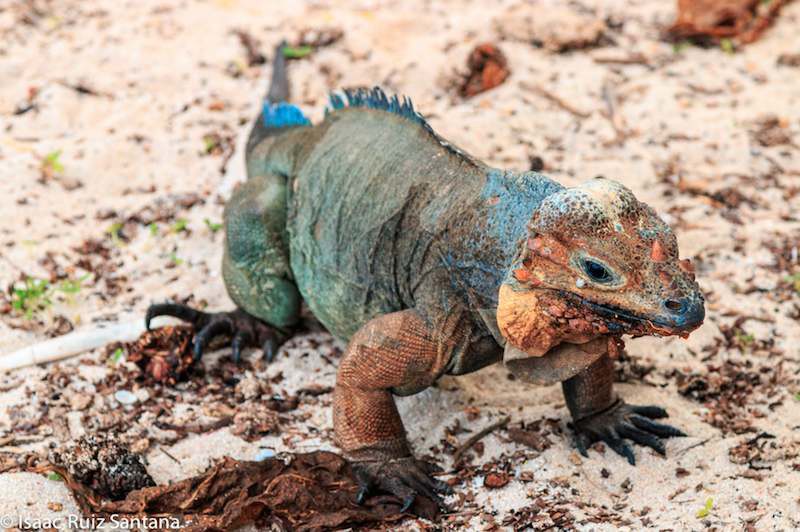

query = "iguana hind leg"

[
  {"left": 146, "top": 171, "right": 301, "bottom": 363},
  {"left": 334, "top": 309, "right": 462, "bottom": 510},
  {"left": 562, "top": 353, "right": 686, "bottom": 465}
]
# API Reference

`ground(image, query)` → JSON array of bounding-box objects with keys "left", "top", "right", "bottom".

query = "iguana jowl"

[{"left": 147, "top": 45, "right": 704, "bottom": 508}]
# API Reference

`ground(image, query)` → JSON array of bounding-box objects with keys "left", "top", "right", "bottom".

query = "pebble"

[{"left": 114, "top": 390, "right": 138, "bottom": 405}]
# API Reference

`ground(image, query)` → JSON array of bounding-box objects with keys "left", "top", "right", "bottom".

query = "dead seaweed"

[{"left": 54, "top": 451, "right": 437, "bottom": 531}]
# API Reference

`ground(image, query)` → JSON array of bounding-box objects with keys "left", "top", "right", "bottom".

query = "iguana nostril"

[{"left": 664, "top": 299, "right": 686, "bottom": 314}]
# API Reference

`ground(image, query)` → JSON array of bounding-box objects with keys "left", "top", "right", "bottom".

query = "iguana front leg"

[
  {"left": 334, "top": 309, "right": 460, "bottom": 510},
  {"left": 562, "top": 353, "right": 686, "bottom": 465}
]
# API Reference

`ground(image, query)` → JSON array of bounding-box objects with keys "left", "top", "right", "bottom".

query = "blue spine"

[{"left": 262, "top": 102, "right": 311, "bottom": 128}]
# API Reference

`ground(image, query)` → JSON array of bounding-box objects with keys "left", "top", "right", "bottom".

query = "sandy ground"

[{"left": 1, "top": 0, "right": 799, "bottom": 529}]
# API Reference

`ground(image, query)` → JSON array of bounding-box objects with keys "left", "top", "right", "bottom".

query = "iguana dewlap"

[{"left": 147, "top": 45, "right": 704, "bottom": 510}]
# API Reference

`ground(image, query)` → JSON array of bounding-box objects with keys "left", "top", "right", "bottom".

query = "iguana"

[{"left": 147, "top": 44, "right": 704, "bottom": 509}]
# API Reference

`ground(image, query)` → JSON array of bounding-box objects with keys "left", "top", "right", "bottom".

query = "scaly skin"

[{"left": 148, "top": 79, "right": 705, "bottom": 511}]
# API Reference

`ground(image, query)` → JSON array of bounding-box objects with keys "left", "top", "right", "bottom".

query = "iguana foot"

[
  {"left": 571, "top": 400, "right": 686, "bottom": 465},
  {"left": 145, "top": 303, "right": 287, "bottom": 363},
  {"left": 352, "top": 456, "right": 452, "bottom": 511}
]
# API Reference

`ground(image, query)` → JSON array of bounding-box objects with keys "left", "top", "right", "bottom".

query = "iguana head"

[{"left": 497, "top": 178, "right": 704, "bottom": 361}]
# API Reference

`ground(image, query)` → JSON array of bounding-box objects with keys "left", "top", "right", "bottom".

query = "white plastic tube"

[{"left": 0, "top": 316, "right": 180, "bottom": 373}]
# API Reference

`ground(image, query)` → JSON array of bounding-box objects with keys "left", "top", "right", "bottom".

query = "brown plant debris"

[
  {"left": 57, "top": 452, "right": 438, "bottom": 531},
  {"left": 484, "top": 471, "right": 510, "bottom": 489},
  {"left": 459, "top": 43, "right": 510, "bottom": 98},
  {"left": 674, "top": 360, "right": 785, "bottom": 434},
  {"left": 233, "top": 29, "right": 266, "bottom": 66},
  {"left": 116, "top": 325, "right": 197, "bottom": 385},
  {"left": 728, "top": 431, "right": 778, "bottom": 469},
  {"left": 506, "top": 422, "right": 552, "bottom": 453},
  {"left": 48, "top": 433, "right": 155, "bottom": 501},
  {"left": 749, "top": 114, "right": 794, "bottom": 147},
  {"left": 231, "top": 403, "right": 280, "bottom": 441},
  {"left": 666, "top": 0, "right": 791, "bottom": 46}
]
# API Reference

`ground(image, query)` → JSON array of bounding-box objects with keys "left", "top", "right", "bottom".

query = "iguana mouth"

[{"left": 555, "top": 290, "right": 698, "bottom": 337}]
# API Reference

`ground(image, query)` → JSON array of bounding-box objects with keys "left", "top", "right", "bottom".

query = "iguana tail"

[{"left": 245, "top": 40, "right": 311, "bottom": 154}]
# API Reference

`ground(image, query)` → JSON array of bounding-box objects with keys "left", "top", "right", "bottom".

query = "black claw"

[
  {"left": 193, "top": 320, "right": 232, "bottom": 361},
  {"left": 408, "top": 479, "right": 442, "bottom": 507},
  {"left": 262, "top": 337, "right": 277, "bottom": 362},
  {"left": 356, "top": 484, "right": 369, "bottom": 504},
  {"left": 630, "top": 415, "right": 687, "bottom": 438},
  {"left": 632, "top": 405, "right": 668, "bottom": 419},
  {"left": 575, "top": 432, "right": 591, "bottom": 457},
  {"left": 407, "top": 470, "right": 448, "bottom": 507},
  {"left": 231, "top": 330, "right": 252, "bottom": 363},
  {"left": 602, "top": 430, "right": 636, "bottom": 465},
  {"left": 146, "top": 303, "right": 203, "bottom": 330},
  {"left": 619, "top": 424, "right": 666, "bottom": 455},
  {"left": 400, "top": 494, "right": 415, "bottom": 513}
]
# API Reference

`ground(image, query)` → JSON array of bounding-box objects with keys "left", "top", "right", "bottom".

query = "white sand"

[{"left": 1, "top": 0, "right": 799, "bottom": 529}]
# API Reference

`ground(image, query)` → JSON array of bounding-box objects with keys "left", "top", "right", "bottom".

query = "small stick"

[
  {"left": 675, "top": 437, "right": 713, "bottom": 457},
  {"left": 592, "top": 53, "right": 650, "bottom": 67},
  {"left": 0, "top": 316, "right": 180, "bottom": 373},
  {"left": 520, "top": 81, "right": 591, "bottom": 119},
  {"left": 159, "top": 447, "right": 181, "bottom": 465},
  {"left": 452, "top": 416, "right": 511, "bottom": 465}
]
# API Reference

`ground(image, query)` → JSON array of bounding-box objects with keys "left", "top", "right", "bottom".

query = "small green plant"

[
  {"left": 696, "top": 497, "right": 713, "bottom": 518},
  {"left": 46, "top": 472, "right": 63, "bottom": 482},
  {"left": 10, "top": 273, "right": 91, "bottom": 318},
  {"left": 282, "top": 45, "right": 313, "bottom": 59},
  {"left": 56, "top": 274, "right": 89, "bottom": 295},
  {"left": 148, "top": 222, "right": 159, "bottom": 237},
  {"left": 672, "top": 40, "right": 691, "bottom": 54},
  {"left": 785, "top": 272, "right": 800, "bottom": 293},
  {"left": 735, "top": 330, "right": 755, "bottom": 348},
  {"left": 41, "top": 150, "right": 65, "bottom": 179},
  {"left": 720, "top": 38, "right": 735, "bottom": 54},
  {"left": 171, "top": 218, "right": 188, "bottom": 233},
  {"left": 204, "top": 218, "right": 223, "bottom": 233},
  {"left": 110, "top": 347, "right": 125, "bottom": 364},
  {"left": 794, "top": 391, "right": 800, "bottom": 402},
  {"left": 11, "top": 277, "right": 52, "bottom": 318},
  {"left": 203, "top": 134, "right": 221, "bottom": 154},
  {"left": 169, "top": 252, "right": 184, "bottom": 266},
  {"left": 107, "top": 222, "right": 124, "bottom": 245}
]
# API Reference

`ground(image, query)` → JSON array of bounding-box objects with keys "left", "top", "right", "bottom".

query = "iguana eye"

[{"left": 582, "top": 259, "right": 613, "bottom": 283}]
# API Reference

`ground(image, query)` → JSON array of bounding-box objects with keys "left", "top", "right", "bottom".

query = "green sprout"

[
  {"left": 204, "top": 218, "right": 223, "bottom": 233},
  {"left": 46, "top": 472, "right": 63, "bottom": 482},
  {"left": 169, "top": 252, "right": 184, "bottom": 266},
  {"left": 171, "top": 218, "right": 188, "bottom": 233},
  {"left": 56, "top": 274, "right": 89, "bottom": 295},
  {"left": 720, "top": 39, "right": 735, "bottom": 55},
  {"left": 11, "top": 277, "right": 52, "bottom": 318},
  {"left": 148, "top": 223, "right": 159, "bottom": 237},
  {"left": 696, "top": 497, "right": 713, "bottom": 518},
  {"left": 107, "top": 222, "right": 124, "bottom": 245},
  {"left": 735, "top": 330, "right": 755, "bottom": 348},
  {"left": 10, "top": 273, "right": 91, "bottom": 318},
  {"left": 672, "top": 40, "right": 691, "bottom": 54},
  {"left": 110, "top": 347, "right": 125, "bottom": 364},
  {"left": 785, "top": 272, "right": 800, "bottom": 293},
  {"left": 203, "top": 134, "right": 221, "bottom": 154},
  {"left": 41, "top": 150, "right": 65, "bottom": 177},
  {"left": 794, "top": 392, "right": 800, "bottom": 402},
  {"left": 282, "top": 45, "right": 313, "bottom": 59}
]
